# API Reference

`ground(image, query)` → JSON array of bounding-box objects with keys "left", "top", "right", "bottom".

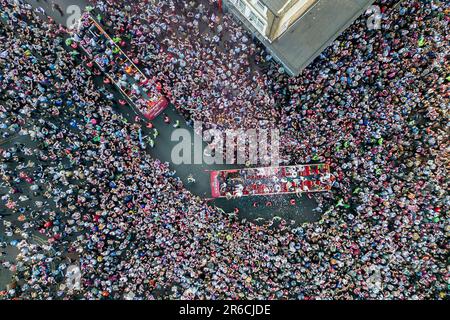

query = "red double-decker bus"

[
  {"left": 210, "top": 164, "right": 333, "bottom": 199},
  {"left": 74, "top": 14, "right": 168, "bottom": 120}
]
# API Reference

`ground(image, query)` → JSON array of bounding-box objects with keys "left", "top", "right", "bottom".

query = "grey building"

[{"left": 224, "top": 0, "right": 376, "bottom": 76}]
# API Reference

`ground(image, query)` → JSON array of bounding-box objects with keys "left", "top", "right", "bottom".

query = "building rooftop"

[{"left": 229, "top": 0, "right": 375, "bottom": 76}]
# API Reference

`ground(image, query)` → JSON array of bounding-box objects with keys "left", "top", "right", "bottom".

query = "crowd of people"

[
  {"left": 0, "top": 0, "right": 448, "bottom": 300},
  {"left": 90, "top": 0, "right": 280, "bottom": 130}
]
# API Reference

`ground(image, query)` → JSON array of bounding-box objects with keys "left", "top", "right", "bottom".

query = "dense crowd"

[{"left": 0, "top": 0, "right": 448, "bottom": 300}]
